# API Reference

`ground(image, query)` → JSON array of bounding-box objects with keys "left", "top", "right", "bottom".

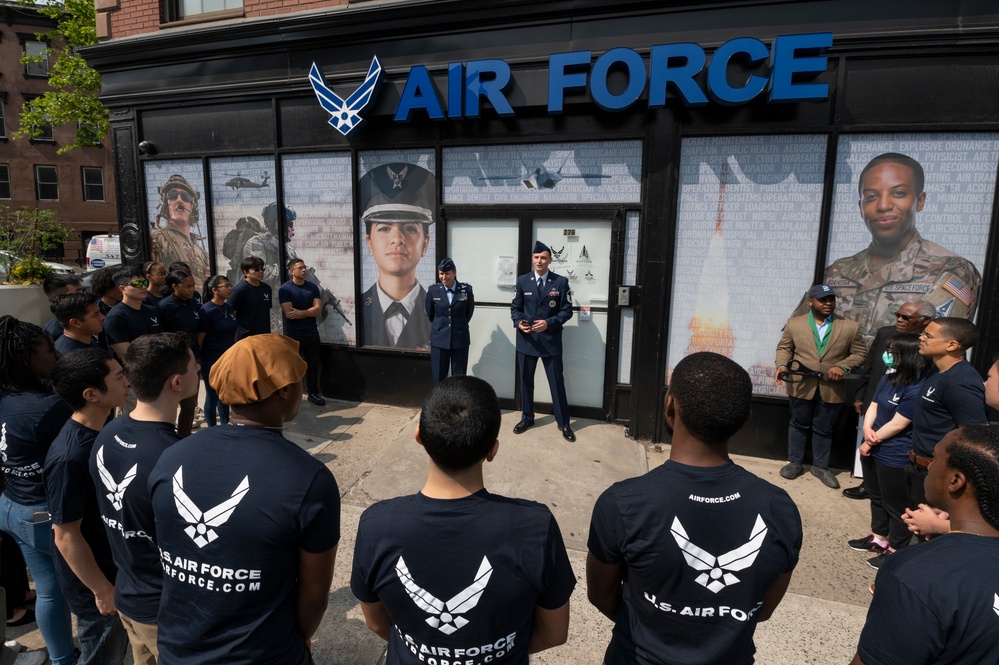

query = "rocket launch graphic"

[{"left": 685, "top": 159, "right": 736, "bottom": 357}]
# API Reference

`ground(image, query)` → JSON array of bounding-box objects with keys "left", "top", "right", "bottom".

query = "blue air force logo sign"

[{"left": 309, "top": 56, "right": 383, "bottom": 136}]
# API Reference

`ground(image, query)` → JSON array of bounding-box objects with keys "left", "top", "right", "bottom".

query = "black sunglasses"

[
  {"left": 166, "top": 190, "right": 194, "bottom": 203},
  {"left": 893, "top": 311, "right": 924, "bottom": 322}
]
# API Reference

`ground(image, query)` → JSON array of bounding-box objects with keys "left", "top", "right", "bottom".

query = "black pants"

[
  {"left": 292, "top": 334, "right": 322, "bottom": 395},
  {"left": 863, "top": 454, "right": 911, "bottom": 550},
  {"left": 905, "top": 460, "right": 928, "bottom": 509}
]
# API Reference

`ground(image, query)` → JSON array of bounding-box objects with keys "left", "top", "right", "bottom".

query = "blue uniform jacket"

[
  {"left": 510, "top": 271, "right": 573, "bottom": 357},
  {"left": 425, "top": 281, "right": 474, "bottom": 350}
]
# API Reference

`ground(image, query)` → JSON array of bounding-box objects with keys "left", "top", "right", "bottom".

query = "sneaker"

[
  {"left": 848, "top": 534, "right": 889, "bottom": 554},
  {"left": 4, "top": 640, "right": 23, "bottom": 653},
  {"left": 15, "top": 651, "right": 48, "bottom": 665},
  {"left": 810, "top": 466, "right": 840, "bottom": 489},
  {"left": 867, "top": 551, "right": 891, "bottom": 570},
  {"left": 779, "top": 463, "right": 805, "bottom": 480},
  {"left": 307, "top": 393, "right": 326, "bottom": 407}
]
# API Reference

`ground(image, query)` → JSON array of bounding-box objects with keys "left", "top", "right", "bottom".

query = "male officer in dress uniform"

[
  {"left": 511, "top": 241, "right": 575, "bottom": 442},
  {"left": 823, "top": 153, "right": 981, "bottom": 343},
  {"left": 359, "top": 163, "right": 433, "bottom": 350},
  {"left": 425, "top": 257, "right": 475, "bottom": 385},
  {"left": 149, "top": 174, "right": 211, "bottom": 281}
]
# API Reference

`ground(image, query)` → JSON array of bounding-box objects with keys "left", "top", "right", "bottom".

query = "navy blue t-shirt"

[
  {"left": 870, "top": 371, "right": 924, "bottom": 468},
  {"left": 858, "top": 534, "right": 999, "bottom": 664},
  {"left": 144, "top": 291, "right": 165, "bottom": 309},
  {"left": 158, "top": 294, "right": 201, "bottom": 356},
  {"left": 588, "top": 460, "right": 802, "bottom": 665},
  {"left": 96, "top": 299, "right": 115, "bottom": 351},
  {"left": 91, "top": 415, "right": 179, "bottom": 623},
  {"left": 148, "top": 424, "right": 340, "bottom": 664},
  {"left": 197, "top": 301, "right": 238, "bottom": 367},
  {"left": 0, "top": 392, "right": 72, "bottom": 505},
  {"left": 278, "top": 280, "right": 321, "bottom": 338},
  {"left": 351, "top": 490, "right": 576, "bottom": 665},
  {"left": 44, "top": 419, "right": 118, "bottom": 615},
  {"left": 229, "top": 281, "right": 272, "bottom": 340},
  {"left": 104, "top": 302, "right": 163, "bottom": 355},
  {"left": 43, "top": 316, "right": 64, "bottom": 342},
  {"left": 911, "top": 361, "right": 987, "bottom": 456},
  {"left": 55, "top": 334, "right": 99, "bottom": 356}
]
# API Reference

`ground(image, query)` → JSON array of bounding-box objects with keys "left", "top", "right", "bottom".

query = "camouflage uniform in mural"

[
  {"left": 150, "top": 174, "right": 212, "bottom": 280},
  {"left": 825, "top": 231, "right": 981, "bottom": 343}
]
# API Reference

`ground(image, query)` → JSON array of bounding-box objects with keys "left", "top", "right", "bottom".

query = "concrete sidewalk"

[{"left": 9, "top": 399, "right": 875, "bottom": 664}]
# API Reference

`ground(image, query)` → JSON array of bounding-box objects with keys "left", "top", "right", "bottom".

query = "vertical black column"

[
  {"left": 109, "top": 107, "right": 144, "bottom": 263},
  {"left": 630, "top": 108, "right": 680, "bottom": 441}
]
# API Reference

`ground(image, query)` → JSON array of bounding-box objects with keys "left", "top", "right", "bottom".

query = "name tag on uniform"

[{"left": 433, "top": 297, "right": 442, "bottom": 301}]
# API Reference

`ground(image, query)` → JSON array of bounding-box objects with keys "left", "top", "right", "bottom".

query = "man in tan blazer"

[{"left": 775, "top": 284, "right": 867, "bottom": 489}]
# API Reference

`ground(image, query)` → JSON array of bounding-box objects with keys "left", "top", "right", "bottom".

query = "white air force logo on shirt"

[
  {"left": 395, "top": 556, "right": 492, "bottom": 635},
  {"left": 993, "top": 593, "right": 999, "bottom": 618},
  {"left": 172, "top": 467, "right": 249, "bottom": 548},
  {"left": 671, "top": 515, "right": 767, "bottom": 593},
  {"left": 1, "top": 423, "right": 7, "bottom": 462},
  {"left": 95, "top": 446, "right": 137, "bottom": 511}
]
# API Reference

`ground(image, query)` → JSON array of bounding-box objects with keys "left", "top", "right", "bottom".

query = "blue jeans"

[
  {"left": 0, "top": 494, "right": 77, "bottom": 665},
  {"left": 787, "top": 396, "right": 842, "bottom": 469},
  {"left": 202, "top": 365, "right": 229, "bottom": 427},
  {"left": 76, "top": 606, "right": 128, "bottom": 665}
]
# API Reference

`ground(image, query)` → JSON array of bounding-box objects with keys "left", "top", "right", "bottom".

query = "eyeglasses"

[
  {"left": 128, "top": 279, "right": 150, "bottom": 289},
  {"left": 166, "top": 190, "right": 194, "bottom": 203}
]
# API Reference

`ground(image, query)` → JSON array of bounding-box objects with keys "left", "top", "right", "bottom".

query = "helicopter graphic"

[
  {"left": 479, "top": 155, "right": 611, "bottom": 190},
  {"left": 224, "top": 172, "right": 271, "bottom": 190}
]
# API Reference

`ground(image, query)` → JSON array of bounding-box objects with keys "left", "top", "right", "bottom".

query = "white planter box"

[{"left": 0, "top": 284, "right": 51, "bottom": 327}]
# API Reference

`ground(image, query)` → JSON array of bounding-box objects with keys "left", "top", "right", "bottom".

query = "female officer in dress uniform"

[{"left": 424, "top": 257, "right": 474, "bottom": 385}]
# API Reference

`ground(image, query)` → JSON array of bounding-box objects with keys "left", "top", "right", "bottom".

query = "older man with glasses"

[{"left": 842, "top": 300, "right": 935, "bottom": 500}]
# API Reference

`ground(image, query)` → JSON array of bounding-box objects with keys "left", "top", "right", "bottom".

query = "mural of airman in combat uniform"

[
  {"left": 818, "top": 152, "right": 981, "bottom": 344},
  {"left": 149, "top": 174, "right": 211, "bottom": 281}
]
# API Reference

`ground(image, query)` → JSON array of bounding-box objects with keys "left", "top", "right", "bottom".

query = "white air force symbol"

[
  {"left": 395, "top": 556, "right": 492, "bottom": 635},
  {"left": 309, "top": 57, "right": 383, "bottom": 136},
  {"left": 172, "top": 467, "right": 249, "bottom": 548},
  {"left": 993, "top": 593, "right": 999, "bottom": 618},
  {"left": 95, "top": 446, "right": 137, "bottom": 511},
  {"left": 0, "top": 423, "right": 7, "bottom": 463},
  {"left": 671, "top": 514, "right": 767, "bottom": 593}
]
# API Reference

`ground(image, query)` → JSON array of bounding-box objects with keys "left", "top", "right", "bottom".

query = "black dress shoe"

[
  {"left": 561, "top": 426, "right": 576, "bottom": 442},
  {"left": 842, "top": 485, "right": 869, "bottom": 500},
  {"left": 307, "top": 393, "right": 326, "bottom": 406},
  {"left": 513, "top": 419, "right": 534, "bottom": 434}
]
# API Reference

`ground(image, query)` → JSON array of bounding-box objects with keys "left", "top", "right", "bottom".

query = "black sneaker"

[
  {"left": 848, "top": 534, "right": 889, "bottom": 554},
  {"left": 867, "top": 551, "right": 892, "bottom": 570}
]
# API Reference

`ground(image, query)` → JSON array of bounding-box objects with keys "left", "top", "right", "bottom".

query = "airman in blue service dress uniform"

[
  {"left": 511, "top": 241, "right": 575, "bottom": 442},
  {"left": 425, "top": 257, "right": 475, "bottom": 385}
]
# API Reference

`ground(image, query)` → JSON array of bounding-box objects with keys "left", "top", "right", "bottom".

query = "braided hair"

[
  {"left": 0, "top": 316, "right": 49, "bottom": 395},
  {"left": 945, "top": 425, "right": 999, "bottom": 531}
]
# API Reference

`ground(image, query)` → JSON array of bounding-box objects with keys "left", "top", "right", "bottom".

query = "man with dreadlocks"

[
  {"left": 852, "top": 424, "right": 999, "bottom": 664},
  {"left": 0, "top": 316, "right": 79, "bottom": 665},
  {"left": 150, "top": 174, "right": 211, "bottom": 281}
]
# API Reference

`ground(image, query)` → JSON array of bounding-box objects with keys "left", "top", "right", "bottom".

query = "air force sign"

[
  {"left": 309, "top": 32, "right": 833, "bottom": 135},
  {"left": 309, "top": 56, "right": 383, "bottom": 136}
]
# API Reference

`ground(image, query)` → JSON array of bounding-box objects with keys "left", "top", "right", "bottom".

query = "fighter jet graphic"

[
  {"left": 309, "top": 57, "right": 383, "bottom": 136},
  {"left": 95, "top": 446, "right": 137, "bottom": 511},
  {"left": 172, "top": 467, "right": 249, "bottom": 548},
  {"left": 395, "top": 555, "right": 493, "bottom": 635},
  {"left": 479, "top": 154, "right": 611, "bottom": 189},
  {"left": 671, "top": 514, "right": 767, "bottom": 593}
]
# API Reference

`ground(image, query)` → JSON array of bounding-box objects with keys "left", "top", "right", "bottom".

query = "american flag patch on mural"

[{"left": 943, "top": 276, "right": 974, "bottom": 306}]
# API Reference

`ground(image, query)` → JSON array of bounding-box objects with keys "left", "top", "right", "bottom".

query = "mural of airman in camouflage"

[
  {"left": 823, "top": 153, "right": 981, "bottom": 343},
  {"left": 149, "top": 174, "right": 212, "bottom": 281}
]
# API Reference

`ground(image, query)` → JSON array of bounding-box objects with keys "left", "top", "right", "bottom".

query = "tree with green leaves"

[
  {"left": 13, "top": 0, "right": 108, "bottom": 154},
  {"left": 0, "top": 206, "right": 74, "bottom": 283}
]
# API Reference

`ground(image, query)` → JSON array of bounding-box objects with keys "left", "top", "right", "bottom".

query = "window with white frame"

[
  {"left": 24, "top": 40, "right": 49, "bottom": 77},
  {"left": 35, "top": 165, "right": 58, "bottom": 200},
  {"left": 82, "top": 167, "right": 105, "bottom": 202}
]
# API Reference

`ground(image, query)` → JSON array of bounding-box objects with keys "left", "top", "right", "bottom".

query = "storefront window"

[{"left": 666, "top": 135, "right": 828, "bottom": 396}]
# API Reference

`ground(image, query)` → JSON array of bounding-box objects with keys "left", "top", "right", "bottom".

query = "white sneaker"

[{"left": 14, "top": 650, "right": 48, "bottom": 665}]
